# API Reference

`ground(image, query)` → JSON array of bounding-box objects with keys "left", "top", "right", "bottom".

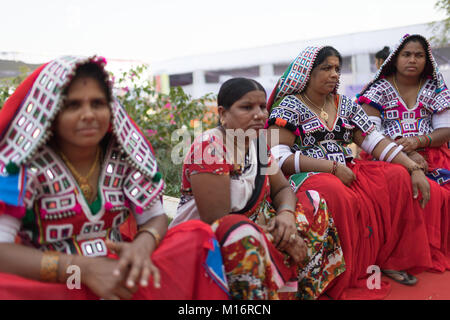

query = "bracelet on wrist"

[
  {"left": 136, "top": 227, "right": 161, "bottom": 247},
  {"left": 331, "top": 161, "right": 338, "bottom": 175},
  {"left": 414, "top": 136, "right": 422, "bottom": 148},
  {"left": 40, "top": 251, "right": 60, "bottom": 282},
  {"left": 407, "top": 164, "right": 424, "bottom": 175},
  {"left": 426, "top": 135, "right": 432, "bottom": 147},
  {"left": 277, "top": 209, "right": 296, "bottom": 220}
]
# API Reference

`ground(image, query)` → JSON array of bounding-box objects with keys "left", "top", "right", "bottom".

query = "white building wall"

[{"left": 152, "top": 22, "right": 449, "bottom": 100}]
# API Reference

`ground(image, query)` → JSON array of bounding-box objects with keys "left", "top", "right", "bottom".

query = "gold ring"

[{"left": 290, "top": 233, "right": 296, "bottom": 241}]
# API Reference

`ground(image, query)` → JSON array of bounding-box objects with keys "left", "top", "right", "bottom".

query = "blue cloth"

[
  {"left": 204, "top": 238, "right": 229, "bottom": 296},
  {"left": 0, "top": 167, "right": 27, "bottom": 207}
]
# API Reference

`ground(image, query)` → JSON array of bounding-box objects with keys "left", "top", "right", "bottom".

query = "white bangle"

[
  {"left": 361, "top": 130, "right": 384, "bottom": 154},
  {"left": 294, "top": 151, "right": 301, "bottom": 173},
  {"left": 386, "top": 145, "right": 404, "bottom": 163},
  {"left": 278, "top": 153, "right": 291, "bottom": 168},
  {"left": 379, "top": 142, "right": 397, "bottom": 161}
]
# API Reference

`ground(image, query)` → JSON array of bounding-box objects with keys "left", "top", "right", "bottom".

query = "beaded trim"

[{"left": 268, "top": 46, "right": 341, "bottom": 110}]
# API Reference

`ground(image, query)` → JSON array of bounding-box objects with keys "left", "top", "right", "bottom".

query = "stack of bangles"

[
  {"left": 414, "top": 135, "right": 432, "bottom": 148},
  {"left": 378, "top": 142, "right": 404, "bottom": 162}
]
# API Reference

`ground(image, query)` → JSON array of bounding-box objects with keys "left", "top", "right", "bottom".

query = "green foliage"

[
  {"left": 430, "top": 0, "right": 450, "bottom": 47},
  {"left": 0, "top": 66, "right": 31, "bottom": 109},
  {"left": 115, "top": 64, "right": 217, "bottom": 197}
]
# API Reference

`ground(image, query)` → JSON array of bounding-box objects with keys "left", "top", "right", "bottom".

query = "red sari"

[
  {"left": 0, "top": 220, "right": 229, "bottom": 300},
  {"left": 296, "top": 160, "right": 449, "bottom": 299}
]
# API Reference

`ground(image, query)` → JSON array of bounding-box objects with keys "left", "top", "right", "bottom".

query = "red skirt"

[
  {"left": 297, "top": 159, "right": 450, "bottom": 300},
  {"left": 0, "top": 220, "right": 229, "bottom": 300}
]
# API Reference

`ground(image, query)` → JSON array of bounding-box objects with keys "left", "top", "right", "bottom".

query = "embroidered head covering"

[
  {"left": 0, "top": 56, "right": 163, "bottom": 211},
  {"left": 359, "top": 34, "right": 448, "bottom": 97},
  {"left": 267, "top": 46, "right": 341, "bottom": 112}
]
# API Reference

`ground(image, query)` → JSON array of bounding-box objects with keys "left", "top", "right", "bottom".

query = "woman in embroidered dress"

[
  {"left": 267, "top": 46, "right": 449, "bottom": 299},
  {"left": 0, "top": 56, "right": 228, "bottom": 300},
  {"left": 358, "top": 34, "right": 450, "bottom": 191},
  {"left": 170, "top": 77, "right": 346, "bottom": 300}
]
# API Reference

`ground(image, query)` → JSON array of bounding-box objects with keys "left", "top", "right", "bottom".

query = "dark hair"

[
  {"left": 312, "top": 46, "right": 342, "bottom": 70},
  {"left": 218, "top": 77, "right": 266, "bottom": 110},
  {"left": 63, "top": 62, "right": 112, "bottom": 104},
  {"left": 382, "top": 35, "right": 433, "bottom": 78},
  {"left": 375, "top": 46, "right": 390, "bottom": 60}
]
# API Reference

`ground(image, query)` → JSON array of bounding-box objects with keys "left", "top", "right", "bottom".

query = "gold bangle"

[
  {"left": 40, "top": 251, "right": 60, "bottom": 282},
  {"left": 136, "top": 227, "right": 161, "bottom": 247}
]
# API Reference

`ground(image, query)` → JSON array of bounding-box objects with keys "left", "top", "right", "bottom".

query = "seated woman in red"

[
  {"left": 267, "top": 46, "right": 449, "bottom": 299},
  {"left": 170, "top": 77, "right": 346, "bottom": 300},
  {"left": 358, "top": 34, "right": 450, "bottom": 190},
  {"left": 0, "top": 56, "right": 228, "bottom": 300}
]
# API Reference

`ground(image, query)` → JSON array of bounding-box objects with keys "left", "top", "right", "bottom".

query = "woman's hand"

[
  {"left": 265, "top": 212, "right": 307, "bottom": 264},
  {"left": 396, "top": 137, "right": 420, "bottom": 153},
  {"left": 410, "top": 169, "right": 430, "bottom": 209},
  {"left": 334, "top": 163, "right": 356, "bottom": 187},
  {"left": 408, "top": 151, "right": 428, "bottom": 172},
  {"left": 106, "top": 236, "right": 160, "bottom": 292},
  {"left": 78, "top": 256, "right": 136, "bottom": 300}
]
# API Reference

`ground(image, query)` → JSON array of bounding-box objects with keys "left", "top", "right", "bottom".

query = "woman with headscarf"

[
  {"left": 0, "top": 56, "right": 228, "bottom": 300},
  {"left": 266, "top": 46, "right": 449, "bottom": 299},
  {"left": 358, "top": 34, "right": 450, "bottom": 191},
  {"left": 170, "top": 77, "right": 346, "bottom": 300}
]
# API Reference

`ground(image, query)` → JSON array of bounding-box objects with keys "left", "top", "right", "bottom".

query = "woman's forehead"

[{"left": 400, "top": 41, "right": 426, "bottom": 53}]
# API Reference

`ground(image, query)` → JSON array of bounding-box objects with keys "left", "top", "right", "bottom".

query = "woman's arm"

[
  {"left": 266, "top": 161, "right": 307, "bottom": 264},
  {"left": 396, "top": 128, "right": 450, "bottom": 153},
  {"left": 353, "top": 129, "right": 430, "bottom": 208},
  {"left": 190, "top": 173, "right": 231, "bottom": 224},
  {"left": 361, "top": 103, "right": 430, "bottom": 170},
  {"left": 268, "top": 125, "right": 356, "bottom": 186},
  {"left": 0, "top": 242, "right": 134, "bottom": 299}
]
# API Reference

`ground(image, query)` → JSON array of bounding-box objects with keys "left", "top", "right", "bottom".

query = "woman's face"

[
  {"left": 307, "top": 55, "right": 340, "bottom": 95},
  {"left": 395, "top": 40, "right": 426, "bottom": 78},
  {"left": 375, "top": 58, "right": 384, "bottom": 70},
  {"left": 54, "top": 76, "right": 111, "bottom": 150},
  {"left": 219, "top": 89, "right": 267, "bottom": 134}
]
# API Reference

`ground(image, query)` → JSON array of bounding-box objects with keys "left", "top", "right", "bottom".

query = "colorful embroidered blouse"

[
  {"left": 268, "top": 94, "right": 375, "bottom": 164},
  {"left": 358, "top": 78, "right": 450, "bottom": 139}
]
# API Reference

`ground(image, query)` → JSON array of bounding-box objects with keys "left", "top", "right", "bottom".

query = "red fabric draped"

[
  {"left": 213, "top": 214, "right": 297, "bottom": 284},
  {"left": 418, "top": 145, "right": 450, "bottom": 172},
  {"left": 296, "top": 160, "right": 449, "bottom": 300},
  {"left": 0, "top": 220, "right": 229, "bottom": 300}
]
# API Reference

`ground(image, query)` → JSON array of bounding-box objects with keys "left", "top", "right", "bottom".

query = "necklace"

[
  {"left": 302, "top": 93, "right": 329, "bottom": 121},
  {"left": 59, "top": 147, "right": 100, "bottom": 202},
  {"left": 392, "top": 76, "right": 422, "bottom": 106}
]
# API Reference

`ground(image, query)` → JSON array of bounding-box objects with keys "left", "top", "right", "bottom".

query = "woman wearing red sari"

[
  {"left": 0, "top": 56, "right": 228, "bottom": 300},
  {"left": 267, "top": 46, "right": 449, "bottom": 299}
]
